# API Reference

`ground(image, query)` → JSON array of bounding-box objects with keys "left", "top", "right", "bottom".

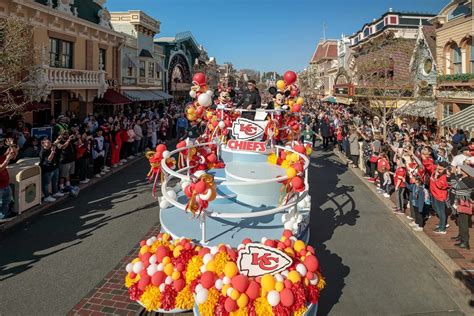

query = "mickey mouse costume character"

[{"left": 267, "top": 87, "right": 290, "bottom": 111}]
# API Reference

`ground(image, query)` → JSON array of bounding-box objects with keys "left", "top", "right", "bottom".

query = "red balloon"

[
  {"left": 280, "top": 288, "right": 295, "bottom": 307},
  {"left": 245, "top": 281, "right": 260, "bottom": 300},
  {"left": 283, "top": 230, "right": 293, "bottom": 238},
  {"left": 291, "top": 177, "right": 304, "bottom": 190},
  {"left": 192, "top": 72, "right": 206, "bottom": 86},
  {"left": 207, "top": 153, "right": 217, "bottom": 163},
  {"left": 138, "top": 274, "right": 151, "bottom": 290},
  {"left": 177, "top": 141, "right": 186, "bottom": 148},
  {"left": 231, "top": 275, "right": 250, "bottom": 293},
  {"left": 184, "top": 185, "right": 193, "bottom": 198},
  {"left": 200, "top": 271, "right": 216, "bottom": 289},
  {"left": 156, "top": 144, "right": 166, "bottom": 153},
  {"left": 294, "top": 145, "right": 305, "bottom": 154},
  {"left": 291, "top": 104, "right": 302, "bottom": 113},
  {"left": 174, "top": 279, "right": 185, "bottom": 292},
  {"left": 264, "top": 239, "right": 276, "bottom": 248},
  {"left": 304, "top": 255, "right": 319, "bottom": 273},
  {"left": 156, "top": 245, "right": 168, "bottom": 262},
  {"left": 290, "top": 90, "right": 298, "bottom": 97},
  {"left": 142, "top": 253, "right": 151, "bottom": 267},
  {"left": 198, "top": 247, "right": 211, "bottom": 257},
  {"left": 283, "top": 71, "right": 297, "bottom": 85},
  {"left": 293, "top": 162, "right": 304, "bottom": 173},
  {"left": 194, "top": 180, "right": 207, "bottom": 194},
  {"left": 152, "top": 271, "right": 166, "bottom": 286},
  {"left": 196, "top": 106, "right": 205, "bottom": 116},
  {"left": 284, "top": 279, "right": 293, "bottom": 289},
  {"left": 225, "top": 297, "right": 238, "bottom": 313},
  {"left": 242, "top": 238, "right": 252, "bottom": 245}
]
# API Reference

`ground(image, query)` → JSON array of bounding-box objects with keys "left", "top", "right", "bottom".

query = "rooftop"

[{"left": 310, "top": 40, "right": 338, "bottom": 64}]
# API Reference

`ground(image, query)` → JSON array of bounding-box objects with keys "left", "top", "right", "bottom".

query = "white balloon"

[
  {"left": 215, "top": 279, "right": 223, "bottom": 290},
  {"left": 199, "top": 190, "right": 212, "bottom": 201},
  {"left": 226, "top": 287, "right": 234, "bottom": 297},
  {"left": 284, "top": 221, "right": 293, "bottom": 230},
  {"left": 310, "top": 274, "right": 319, "bottom": 286},
  {"left": 132, "top": 262, "right": 144, "bottom": 274},
  {"left": 166, "top": 190, "right": 177, "bottom": 201},
  {"left": 210, "top": 246, "right": 219, "bottom": 255},
  {"left": 198, "top": 93, "right": 212, "bottom": 107},
  {"left": 296, "top": 263, "right": 307, "bottom": 277},
  {"left": 189, "top": 90, "right": 197, "bottom": 98},
  {"left": 281, "top": 270, "right": 289, "bottom": 277},
  {"left": 203, "top": 253, "right": 214, "bottom": 265},
  {"left": 218, "top": 121, "right": 226, "bottom": 129},
  {"left": 267, "top": 291, "right": 281, "bottom": 307},
  {"left": 146, "top": 238, "right": 154, "bottom": 246},
  {"left": 159, "top": 283, "right": 166, "bottom": 292},
  {"left": 165, "top": 276, "right": 173, "bottom": 285},
  {"left": 261, "top": 237, "right": 268, "bottom": 244},
  {"left": 223, "top": 276, "right": 231, "bottom": 285},
  {"left": 157, "top": 263, "right": 164, "bottom": 271},
  {"left": 126, "top": 263, "right": 133, "bottom": 273},
  {"left": 195, "top": 288, "right": 209, "bottom": 304},
  {"left": 162, "top": 150, "right": 171, "bottom": 159},
  {"left": 195, "top": 284, "right": 203, "bottom": 293},
  {"left": 194, "top": 170, "right": 206, "bottom": 178},
  {"left": 289, "top": 236, "right": 297, "bottom": 242},
  {"left": 149, "top": 254, "right": 157, "bottom": 265},
  {"left": 147, "top": 264, "right": 158, "bottom": 276},
  {"left": 159, "top": 200, "right": 170, "bottom": 209},
  {"left": 200, "top": 266, "right": 207, "bottom": 273},
  {"left": 206, "top": 90, "right": 214, "bottom": 97},
  {"left": 281, "top": 214, "right": 288, "bottom": 223},
  {"left": 274, "top": 274, "right": 284, "bottom": 282}
]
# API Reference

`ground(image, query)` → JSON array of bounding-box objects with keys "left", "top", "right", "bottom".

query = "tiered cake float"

[{"left": 124, "top": 71, "right": 324, "bottom": 315}]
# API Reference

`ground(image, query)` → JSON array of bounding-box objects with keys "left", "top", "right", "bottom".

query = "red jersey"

[
  {"left": 377, "top": 157, "right": 390, "bottom": 173},
  {"left": 394, "top": 167, "right": 407, "bottom": 188},
  {"left": 430, "top": 173, "right": 448, "bottom": 201},
  {"left": 0, "top": 155, "right": 10, "bottom": 189}
]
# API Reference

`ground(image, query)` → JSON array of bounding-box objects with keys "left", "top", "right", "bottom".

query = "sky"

[{"left": 107, "top": 0, "right": 448, "bottom": 73}]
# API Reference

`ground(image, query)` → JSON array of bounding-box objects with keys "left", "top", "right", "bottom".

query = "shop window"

[
  {"left": 148, "top": 62, "right": 155, "bottom": 78},
  {"left": 139, "top": 61, "right": 146, "bottom": 77},
  {"left": 452, "top": 45, "right": 462, "bottom": 74},
  {"left": 443, "top": 103, "right": 453, "bottom": 118},
  {"left": 99, "top": 48, "right": 106, "bottom": 70},
  {"left": 49, "top": 38, "right": 73, "bottom": 69}
]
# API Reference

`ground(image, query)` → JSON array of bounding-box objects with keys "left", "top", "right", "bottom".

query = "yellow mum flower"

[
  {"left": 317, "top": 272, "right": 326, "bottom": 290},
  {"left": 230, "top": 307, "right": 248, "bottom": 316},
  {"left": 124, "top": 273, "right": 140, "bottom": 288},
  {"left": 281, "top": 159, "right": 290, "bottom": 169},
  {"left": 267, "top": 153, "right": 278, "bottom": 165},
  {"left": 294, "top": 306, "right": 308, "bottom": 316},
  {"left": 140, "top": 286, "right": 161, "bottom": 311},
  {"left": 175, "top": 285, "right": 194, "bottom": 310},
  {"left": 185, "top": 255, "right": 203, "bottom": 283},
  {"left": 254, "top": 297, "right": 273, "bottom": 315},
  {"left": 198, "top": 288, "right": 219, "bottom": 316},
  {"left": 150, "top": 239, "right": 170, "bottom": 253},
  {"left": 213, "top": 252, "right": 230, "bottom": 276}
]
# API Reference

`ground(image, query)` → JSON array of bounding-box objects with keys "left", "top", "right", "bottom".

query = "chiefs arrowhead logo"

[
  {"left": 232, "top": 118, "right": 265, "bottom": 140},
  {"left": 238, "top": 243, "right": 293, "bottom": 277}
]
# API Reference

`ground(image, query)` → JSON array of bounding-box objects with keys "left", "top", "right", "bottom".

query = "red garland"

[
  {"left": 308, "top": 285, "right": 320, "bottom": 305},
  {"left": 171, "top": 249, "right": 196, "bottom": 270},
  {"left": 161, "top": 284, "right": 177, "bottom": 310},
  {"left": 189, "top": 279, "right": 200, "bottom": 293},
  {"left": 272, "top": 304, "right": 291, "bottom": 316},
  {"left": 247, "top": 300, "right": 257, "bottom": 316},
  {"left": 291, "top": 282, "right": 307, "bottom": 310},
  {"left": 214, "top": 295, "right": 230, "bottom": 316},
  {"left": 128, "top": 283, "right": 143, "bottom": 301}
]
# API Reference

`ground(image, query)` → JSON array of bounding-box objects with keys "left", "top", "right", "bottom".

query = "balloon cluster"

[
  {"left": 181, "top": 172, "right": 217, "bottom": 217},
  {"left": 145, "top": 144, "right": 176, "bottom": 198},
  {"left": 275, "top": 71, "right": 304, "bottom": 113},
  {"left": 192, "top": 231, "right": 324, "bottom": 315},
  {"left": 186, "top": 73, "right": 214, "bottom": 122},
  {"left": 125, "top": 233, "right": 198, "bottom": 311}
]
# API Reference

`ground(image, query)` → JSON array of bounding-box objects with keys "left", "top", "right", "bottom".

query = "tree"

[
  {"left": 0, "top": 17, "right": 37, "bottom": 116},
  {"left": 351, "top": 33, "right": 417, "bottom": 139}
]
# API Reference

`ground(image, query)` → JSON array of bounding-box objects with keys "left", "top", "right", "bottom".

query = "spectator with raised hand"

[
  {"left": 57, "top": 130, "right": 76, "bottom": 193},
  {"left": 0, "top": 139, "right": 17, "bottom": 218},
  {"left": 393, "top": 158, "right": 407, "bottom": 215},
  {"left": 39, "top": 138, "right": 63, "bottom": 203},
  {"left": 430, "top": 161, "right": 450, "bottom": 234},
  {"left": 450, "top": 165, "right": 473, "bottom": 250},
  {"left": 93, "top": 128, "right": 106, "bottom": 178}
]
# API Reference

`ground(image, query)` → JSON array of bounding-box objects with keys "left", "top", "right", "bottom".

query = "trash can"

[{"left": 7, "top": 158, "right": 41, "bottom": 214}]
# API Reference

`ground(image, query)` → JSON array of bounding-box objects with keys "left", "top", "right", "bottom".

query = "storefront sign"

[
  {"left": 227, "top": 139, "right": 266, "bottom": 152},
  {"left": 31, "top": 127, "right": 52, "bottom": 141},
  {"left": 237, "top": 243, "right": 293, "bottom": 277}
]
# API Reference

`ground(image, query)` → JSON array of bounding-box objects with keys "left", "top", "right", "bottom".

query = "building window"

[
  {"left": 127, "top": 65, "right": 133, "bottom": 77},
  {"left": 452, "top": 45, "right": 462, "bottom": 74},
  {"left": 448, "top": 3, "right": 471, "bottom": 21},
  {"left": 49, "top": 38, "right": 73, "bottom": 68},
  {"left": 363, "top": 27, "right": 370, "bottom": 38},
  {"left": 423, "top": 58, "right": 433, "bottom": 75},
  {"left": 375, "top": 21, "right": 384, "bottom": 32},
  {"left": 443, "top": 103, "right": 453, "bottom": 118},
  {"left": 148, "top": 62, "right": 155, "bottom": 78},
  {"left": 139, "top": 61, "right": 146, "bottom": 77},
  {"left": 99, "top": 48, "right": 106, "bottom": 70},
  {"left": 470, "top": 39, "right": 474, "bottom": 73},
  {"left": 389, "top": 16, "right": 397, "bottom": 24}
]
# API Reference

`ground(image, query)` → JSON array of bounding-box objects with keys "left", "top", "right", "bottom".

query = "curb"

[
  {"left": 0, "top": 156, "right": 145, "bottom": 237},
  {"left": 332, "top": 150, "right": 473, "bottom": 303}
]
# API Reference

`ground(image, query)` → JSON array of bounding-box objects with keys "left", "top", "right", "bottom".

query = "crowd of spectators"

[
  {"left": 300, "top": 102, "right": 473, "bottom": 250},
  {"left": 0, "top": 102, "right": 186, "bottom": 220}
]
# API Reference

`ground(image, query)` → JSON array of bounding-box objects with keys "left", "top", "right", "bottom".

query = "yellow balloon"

[
  {"left": 276, "top": 80, "right": 287, "bottom": 91},
  {"left": 293, "top": 240, "right": 305, "bottom": 252},
  {"left": 230, "top": 289, "right": 240, "bottom": 301},
  {"left": 288, "top": 99, "right": 295, "bottom": 107},
  {"left": 286, "top": 167, "right": 297, "bottom": 178},
  {"left": 275, "top": 281, "right": 284, "bottom": 292},
  {"left": 172, "top": 271, "right": 181, "bottom": 280},
  {"left": 287, "top": 271, "right": 301, "bottom": 284},
  {"left": 164, "top": 263, "right": 174, "bottom": 276},
  {"left": 261, "top": 275, "right": 276, "bottom": 291},
  {"left": 237, "top": 293, "right": 249, "bottom": 308},
  {"left": 206, "top": 260, "right": 217, "bottom": 272},
  {"left": 296, "top": 97, "right": 304, "bottom": 105},
  {"left": 224, "top": 262, "right": 238, "bottom": 278}
]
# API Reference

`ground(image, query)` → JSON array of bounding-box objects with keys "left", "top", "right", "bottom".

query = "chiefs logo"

[
  {"left": 238, "top": 243, "right": 293, "bottom": 277},
  {"left": 232, "top": 118, "right": 265, "bottom": 140}
]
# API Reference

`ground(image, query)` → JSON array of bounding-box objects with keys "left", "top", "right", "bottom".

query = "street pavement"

[{"left": 0, "top": 149, "right": 471, "bottom": 315}]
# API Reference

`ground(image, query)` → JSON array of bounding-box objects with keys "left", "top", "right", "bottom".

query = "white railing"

[
  {"left": 44, "top": 67, "right": 107, "bottom": 90},
  {"left": 160, "top": 141, "right": 310, "bottom": 244}
]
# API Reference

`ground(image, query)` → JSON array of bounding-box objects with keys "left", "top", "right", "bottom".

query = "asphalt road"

[{"left": 0, "top": 150, "right": 471, "bottom": 315}]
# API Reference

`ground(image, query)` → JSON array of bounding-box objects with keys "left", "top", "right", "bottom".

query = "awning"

[
  {"left": 153, "top": 90, "right": 173, "bottom": 100},
  {"left": 94, "top": 89, "right": 132, "bottom": 105},
  {"left": 395, "top": 100, "right": 437, "bottom": 119},
  {"left": 322, "top": 95, "right": 336, "bottom": 103},
  {"left": 123, "top": 90, "right": 166, "bottom": 101},
  {"left": 439, "top": 106, "right": 474, "bottom": 132},
  {"left": 0, "top": 90, "right": 50, "bottom": 117}
]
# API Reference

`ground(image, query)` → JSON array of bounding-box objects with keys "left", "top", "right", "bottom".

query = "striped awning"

[
  {"left": 439, "top": 106, "right": 474, "bottom": 132},
  {"left": 395, "top": 100, "right": 437, "bottom": 119}
]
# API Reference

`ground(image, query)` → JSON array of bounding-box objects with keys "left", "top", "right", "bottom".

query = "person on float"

[{"left": 236, "top": 80, "right": 261, "bottom": 120}]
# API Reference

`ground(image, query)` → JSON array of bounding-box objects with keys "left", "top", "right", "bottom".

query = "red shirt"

[
  {"left": 429, "top": 173, "right": 448, "bottom": 201},
  {"left": 394, "top": 167, "right": 407, "bottom": 188},
  {"left": 422, "top": 157, "right": 436, "bottom": 176},
  {"left": 0, "top": 155, "right": 10, "bottom": 189},
  {"left": 377, "top": 157, "right": 390, "bottom": 173}
]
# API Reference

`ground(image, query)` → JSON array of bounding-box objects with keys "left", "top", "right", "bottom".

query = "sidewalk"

[
  {"left": 334, "top": 149, "right": 474, "bottom": 293},
  {"left": 0, "top": 155, "right": 144, "bottom": 236}
]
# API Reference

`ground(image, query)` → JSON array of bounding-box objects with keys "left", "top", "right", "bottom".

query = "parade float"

[{"left": 125, "top": 71, "right": 324, "bottom": 315}]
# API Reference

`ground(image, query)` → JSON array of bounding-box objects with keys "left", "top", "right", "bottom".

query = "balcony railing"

[{"left": 45, "top": 67, "right": 107, "bottom": 90}]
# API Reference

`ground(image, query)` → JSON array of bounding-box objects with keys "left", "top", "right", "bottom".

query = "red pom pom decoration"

[
  {"left": 224, "top": 297, "right": 238, "bottom": 313},
  {"left": 200, "top": 271, "right": 216, "bottom": 289},
  {"left": 151, "top": 271, "right": 166, "bottom": 286},
  {"left": 280, "top": 288, "right": 295, "bottom": 307},
  {"left": 174, "top": 279, "right": 185, "bottom": 292},
  {"left": 231, "top": 275, "right": 250, "bottom": 293},
  {"left": 194, "top": 180, "right": 207, "bottom": 194},
  {"left": 246, "top": 280, "right": 260, "bottom": 300}
]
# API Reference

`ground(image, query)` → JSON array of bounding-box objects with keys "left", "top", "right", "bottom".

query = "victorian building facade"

[
  {"left": 193, "top": 45, "right": 219, "bottom": 90},
  {"left": 110, "top": 10, "right": 170, "bottom": 104},
  {"left": 431, "top": 0, "right": 473, "bottom": 135},
  {"left": 309, "top": 39, "right": 338, "bottom": 98},
  {"left": 0, "top": 0, "right": 124, "bottom": 123}
]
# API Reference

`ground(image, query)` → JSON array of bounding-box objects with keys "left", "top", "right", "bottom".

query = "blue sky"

[{"left": 107, "top": 0, "right": 447, "bottom": 73}]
